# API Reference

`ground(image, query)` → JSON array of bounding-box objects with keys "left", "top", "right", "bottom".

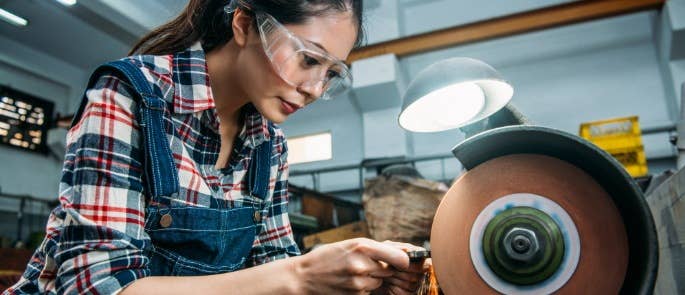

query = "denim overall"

[{"left": 74, "top": 60, "right": 273, "bottom": 276}]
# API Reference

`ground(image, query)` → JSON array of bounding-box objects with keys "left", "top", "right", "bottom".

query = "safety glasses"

[
  {"left": 224, "top": 3, "right": 353, "bottom": 100},
  {"left": 224, "top": 0, "right": 352, "bottom": 100},
  {"left": 254, "top": 12, "right": 353, "bottom": 100}
]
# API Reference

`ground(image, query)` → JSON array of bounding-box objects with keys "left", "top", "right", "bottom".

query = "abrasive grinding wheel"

[{"left": 430, "top": 126, "right": 658, "bottom": 295}]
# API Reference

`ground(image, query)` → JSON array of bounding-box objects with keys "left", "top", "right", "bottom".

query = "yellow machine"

[{"left": 580, "top": 116, "right": 648, "bottom": 177}]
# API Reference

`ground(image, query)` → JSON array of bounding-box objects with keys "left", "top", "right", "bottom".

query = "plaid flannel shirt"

[{"left": 5, "top": 42, "right": 300, "bottom": 294}]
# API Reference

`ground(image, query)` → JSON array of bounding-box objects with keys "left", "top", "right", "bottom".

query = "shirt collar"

[
  {"left": 239, "top": 104, "right": 271, "bottom": 149},
  {"left": 172, "top": 42, "right": 270, "bottom": 149},
  {"left": 172, "top": 42, "right": 215, "bottom": 114}
]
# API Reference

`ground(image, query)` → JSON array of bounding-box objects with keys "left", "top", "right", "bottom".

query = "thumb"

[{"left": 356, "top": 239, "right": 410, "bottom": 271}]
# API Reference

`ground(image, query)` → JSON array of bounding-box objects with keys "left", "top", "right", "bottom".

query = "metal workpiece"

[{"left": 407, "top": 250, "right": 431, "bottom": 263}]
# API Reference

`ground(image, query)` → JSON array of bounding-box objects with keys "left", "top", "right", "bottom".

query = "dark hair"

[{"left": 129, "top": 0, "right": 364, "bottom": 55}]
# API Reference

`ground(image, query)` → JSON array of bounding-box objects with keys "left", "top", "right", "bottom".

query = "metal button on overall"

[
  {"left": 160, "top": 213, "right": 173, "bottom": 228},
  {"left": 253, "top": 211, "right": 261, "bottom": 222}
]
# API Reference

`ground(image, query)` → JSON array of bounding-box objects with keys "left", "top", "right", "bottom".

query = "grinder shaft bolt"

[
  {"left": 503, "top": 227, "right": 539, "bottom": 262},
  {"left": 482, "top": 206, "right": 566, "bottom": 285},
  {"left": 512, "top": 235, "right": 531, "bottom": 253}
]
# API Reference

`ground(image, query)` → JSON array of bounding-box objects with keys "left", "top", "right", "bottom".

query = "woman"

[{"left": 5, "top": 0, "right": 427, "bottom": 294}]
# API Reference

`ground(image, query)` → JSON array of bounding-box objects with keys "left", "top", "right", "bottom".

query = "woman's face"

[{"left": 236, "top": 11, "right": 358, "bottom": 124}]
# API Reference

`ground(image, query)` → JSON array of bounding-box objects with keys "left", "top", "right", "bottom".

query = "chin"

[
  {"left": 253, "top": 102, "right": 288, "bottom": 124},
  {"left": 267, "top": 113, "right": 287, "bottom": 124}
]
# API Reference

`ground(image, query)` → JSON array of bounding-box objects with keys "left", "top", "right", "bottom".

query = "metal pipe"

[
  {"left": 290, "top": 154, "right": 454, "bottom": 176},
  {"left": 358, "top": 167, "right": 364, "bottom": 221},
  {"left": 642, "top": 123, "right": 676, "bottom": 135},
  {"left": 313, "top": 173, "right": 320, "bottom": 191},
  {"left": 290, "top": 163, "right": 361, "bottom": 176},
  {"left": 0, "top": 192, "right": 53, "bottom": 204},
  {"left": 288, "top": 185, "right": 363, "bottom": 208},
  {"left": 678, "top": 82, "right": 685, "bottom": 169},
  {"left": 358, "top": 167, "right": 364, "bottom": 196},
  {"left": 441, "top": 159, "right": 446, "bottom": 181},
  {"left": 17, "top": 197, "right": 25, "bottom": 242}
]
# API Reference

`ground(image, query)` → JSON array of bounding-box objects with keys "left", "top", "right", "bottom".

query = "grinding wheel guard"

[{"left": 443, "top": 126, "right": 658, "bottom": 294}]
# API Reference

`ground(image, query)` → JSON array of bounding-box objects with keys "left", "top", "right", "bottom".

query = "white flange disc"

[{"left": 469, "top": 193, "right": 581, "bottom": 295}]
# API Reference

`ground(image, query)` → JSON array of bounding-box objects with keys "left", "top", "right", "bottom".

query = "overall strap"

[
  {"left": 71, "top": 60, "right": 179, "bottom": 201},
  {"left": 247, "top": 122, "right": 275, "bottom": 200}
]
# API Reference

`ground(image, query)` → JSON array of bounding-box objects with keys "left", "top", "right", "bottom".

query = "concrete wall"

[
  {"left": 398, "top": 0, "right": 572, "bottom": 37},
  {"left": 97, "top": 0, "right": 185, "bottom": 30},
  {"left": 365, "top": 0, "right": 573, "bottom": 44}
]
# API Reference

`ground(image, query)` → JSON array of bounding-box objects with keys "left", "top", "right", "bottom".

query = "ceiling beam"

[
  {"left": 53, "top": 0, "right": 148, "bottom": 46},
  {"left": 348, "top": 0, "right": 665, "bottom": 63}
]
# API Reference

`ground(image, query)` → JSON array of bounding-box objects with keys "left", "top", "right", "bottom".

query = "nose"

[{"left": 297, "top": 81, "right": 325, "bottom": 103}]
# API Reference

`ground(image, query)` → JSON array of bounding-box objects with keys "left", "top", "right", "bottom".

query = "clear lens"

[{"left": 256, "top": 12, "right": 352, "bottom": 100}]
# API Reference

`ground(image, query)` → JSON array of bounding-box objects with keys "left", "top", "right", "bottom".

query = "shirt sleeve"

[
  {"left": 52, "top": 73, "right": 151, "bottom": 294},
  {"left": 249, "top": 136, "right": 301, "bottom": 265}
]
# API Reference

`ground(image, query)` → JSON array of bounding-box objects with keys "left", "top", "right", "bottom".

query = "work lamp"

[{"left": 398, "top": 58, "right": 514, "bottom": 133}]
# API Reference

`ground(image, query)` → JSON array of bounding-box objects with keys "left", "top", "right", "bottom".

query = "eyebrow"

[
  {"left": 305, "top": 39, "right": 348, "bottom": 63},
  {"left": 307, "top": 40, "right": 330, "bottom": 54}
]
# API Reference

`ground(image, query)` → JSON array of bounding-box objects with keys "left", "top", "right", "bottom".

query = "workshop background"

[{"left": 0, "top": 0, "right": 683, "bottom": 293}]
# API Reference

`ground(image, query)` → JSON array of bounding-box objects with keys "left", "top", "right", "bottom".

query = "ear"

[{"left": 231, "top": 8, "right": 253, "bottom": 47}]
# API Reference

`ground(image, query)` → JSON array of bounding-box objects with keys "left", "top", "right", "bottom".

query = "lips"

[{"left": 279, "top": 98, "right": 301, "bottom": 115}]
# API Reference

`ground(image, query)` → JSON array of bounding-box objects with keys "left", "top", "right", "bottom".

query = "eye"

[
  {"left": 325, "top": 69, "right": 342, "bottom": 81},
  {"left": 302, "top": 54, "right": 321, "bottom": 67}
]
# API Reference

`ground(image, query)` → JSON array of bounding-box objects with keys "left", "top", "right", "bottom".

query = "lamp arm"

[{"left": 460, "top": 103, "right": 530, "bottom": 138}]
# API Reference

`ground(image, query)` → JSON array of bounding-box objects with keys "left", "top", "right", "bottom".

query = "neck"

[{"left": 206, "top": 40, "right": 249, "bottom": 130}]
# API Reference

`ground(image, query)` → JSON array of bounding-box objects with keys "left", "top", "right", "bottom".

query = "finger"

[
  {"left": 392, "top": 271, "right": 422, "bottom": 283},
  {"left": 423, "top": 258, "right": 433, "bottom": 271},
  {"left": 382, "top": 240, "right": 425, "bottom": 252},
  {"left": 405, "top": 260, "right": 427, "bottom": 274},
  {"left": 407, "top": 255, "right": 432, "bottom": 275},
  {"left": 343, "top": 275, "right": 384, "bottom": 292},
  {"left": 353, "top": 239, "right": 410, "bottom": 271},
  {"left": 347, "top": 255, "right": 394, "bottom": 278},
  {"left": 368, "top": 264, "right": 394, "bottom": 278},
  {"left": 387, "top": 284, "right": 414, "bottom": 295},
  {"left": 384, "top": 276, "right": 420, "bottom": 292},
  {"left": 380, "top": 241, "right": 428, "bottom": 273}
]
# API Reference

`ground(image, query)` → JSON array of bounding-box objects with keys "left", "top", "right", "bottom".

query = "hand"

[
  {"left": 291, "top": 238, "right": 411, "bottom": 294},
  {"left": 372, "top": 241, "right": 431, "bottom": 295}
]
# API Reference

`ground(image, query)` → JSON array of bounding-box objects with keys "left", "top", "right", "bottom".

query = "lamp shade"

[{"left": 398, "top": 58, "right": 514, "bottom": 132}]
